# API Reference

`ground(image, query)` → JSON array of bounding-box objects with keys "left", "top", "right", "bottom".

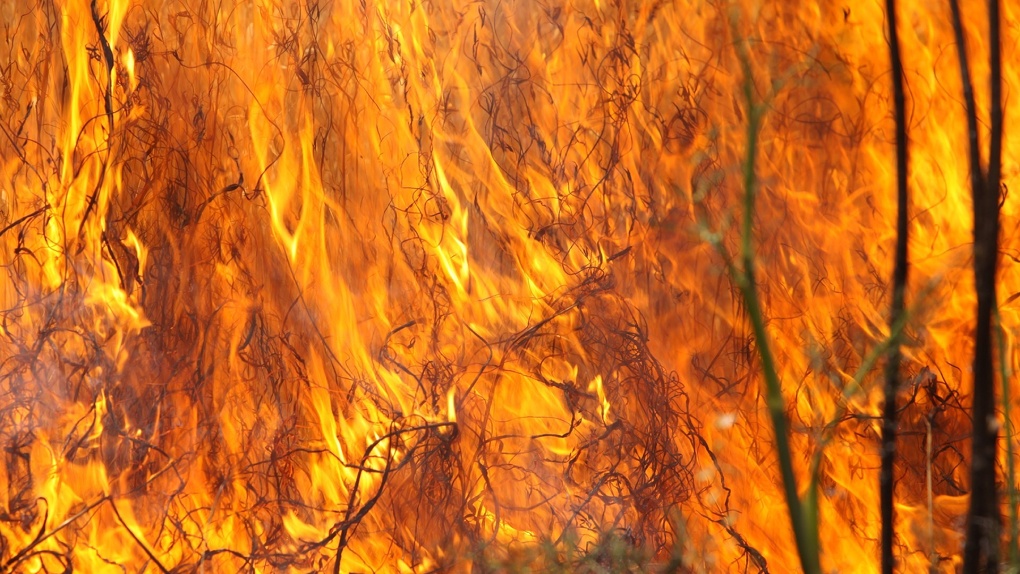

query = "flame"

[{"left": 0, "top": 0, "right": 1017, "bottom": 571}]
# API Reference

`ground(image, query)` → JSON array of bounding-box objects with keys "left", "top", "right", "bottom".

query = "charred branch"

[
  {"left": 880, "top": 0, "right": 910, "bottom": 572},
  {"left": 949, "top": 0, "right": 1004, "bottom": 571}
]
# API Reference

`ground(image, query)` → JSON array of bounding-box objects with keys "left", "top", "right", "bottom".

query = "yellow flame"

[{"left": 0, "top": 0, "right": 1017, "bottom": 571}]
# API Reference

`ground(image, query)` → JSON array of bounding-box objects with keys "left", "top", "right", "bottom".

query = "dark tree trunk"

[
  {"left": 952, "top": 1, "right": 1003, "bottom": 571},
  {"left": 880, "top": 0, "right": 910, "bottom": 571}
]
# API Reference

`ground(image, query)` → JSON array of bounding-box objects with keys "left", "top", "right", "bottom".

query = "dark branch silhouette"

[
  {"left": 948, "top": 0, "right": 1004, "bottom": 571},
  {"left": 880, "top": 0, "right": 910, "bottom": 571}
]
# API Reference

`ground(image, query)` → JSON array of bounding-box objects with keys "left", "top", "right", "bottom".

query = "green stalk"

[{"left": 731, "top": 43, "right": 821, "bottom": 574}]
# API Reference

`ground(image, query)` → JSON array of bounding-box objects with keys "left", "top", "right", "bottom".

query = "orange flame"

[{"left": 0, "top": 0, "right": 1018, "bottom": 572}]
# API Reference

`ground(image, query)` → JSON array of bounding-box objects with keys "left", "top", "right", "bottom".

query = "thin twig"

[
  {"left": 998, "top": 307, "right": 1019, "bottom": 570},
  {"left": 109, "top": 499, "right": 171, "bottom": 574}
]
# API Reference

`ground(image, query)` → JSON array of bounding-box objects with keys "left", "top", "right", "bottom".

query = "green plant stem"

[{"left": 731, "top": 47, "right": 821, "bottom": 574}]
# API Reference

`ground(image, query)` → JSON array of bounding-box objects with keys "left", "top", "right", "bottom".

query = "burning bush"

[{"left": 0, "top": 0, "right": 1016, "bottom": 572}]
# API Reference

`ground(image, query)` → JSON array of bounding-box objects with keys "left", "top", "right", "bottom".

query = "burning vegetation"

[{"left": 0, "top": 0, "right": 1017, "bottom": 572}]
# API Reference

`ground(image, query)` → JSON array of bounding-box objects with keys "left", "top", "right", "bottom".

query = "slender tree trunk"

[
  {"left": 880, "top": 0, "right": 910, "bottom": 571},
  {"left": 955, "top": 1, "right": 1003, "bottom": 571}
]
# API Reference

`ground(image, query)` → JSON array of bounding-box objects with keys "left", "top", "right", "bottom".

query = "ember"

[{"left": 0, "top": 0, "right": 1017, "bottom": 572}]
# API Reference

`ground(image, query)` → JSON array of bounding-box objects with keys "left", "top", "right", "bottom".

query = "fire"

[{"left": 0, "top": 0, "right": 1017, "bottom": 571}]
